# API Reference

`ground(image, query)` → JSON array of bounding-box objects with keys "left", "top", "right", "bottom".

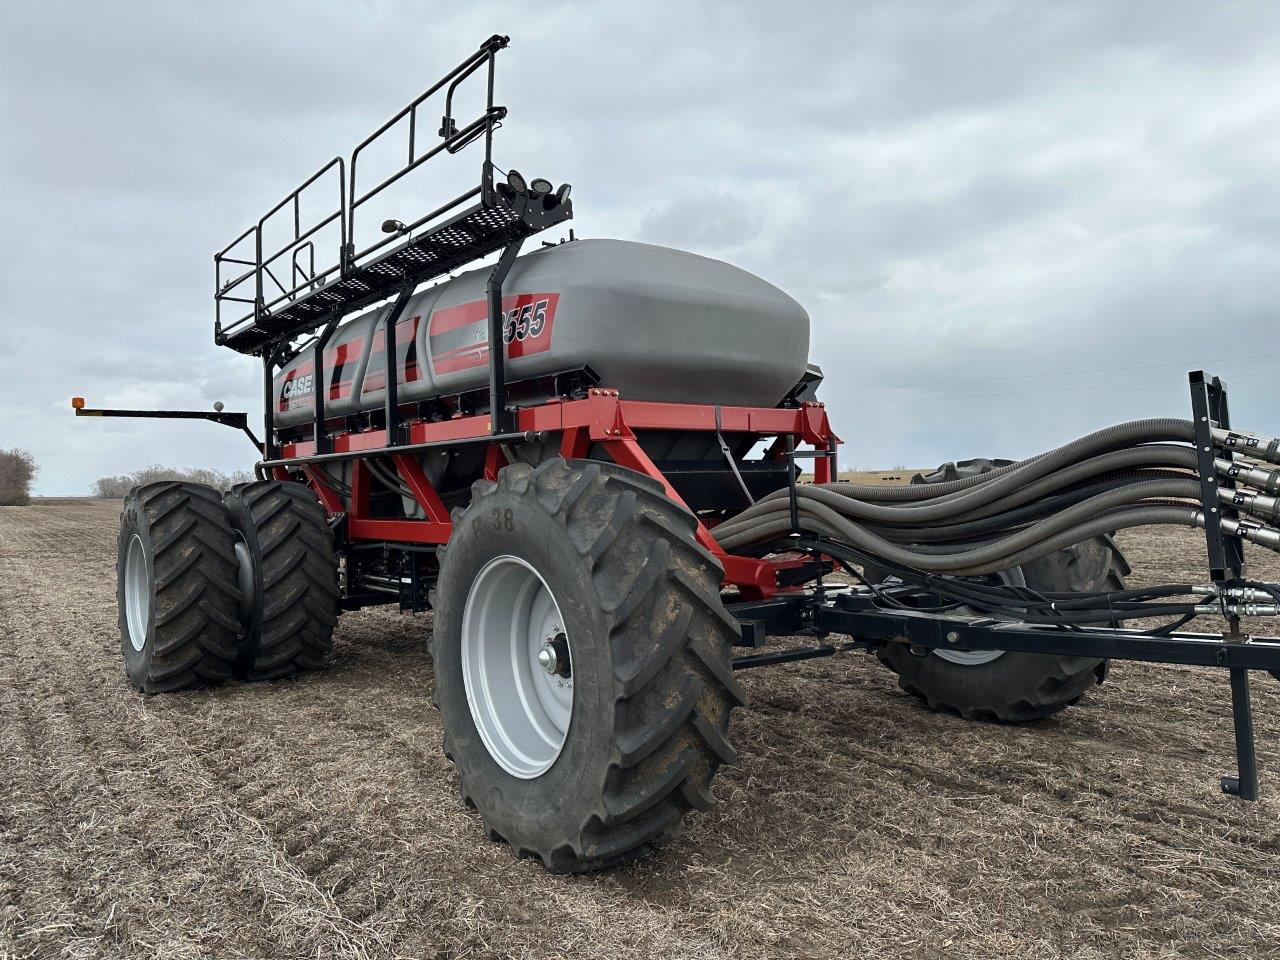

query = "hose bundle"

[{"left": 713, "top": 418, "right": 1280, "bottom": 581}]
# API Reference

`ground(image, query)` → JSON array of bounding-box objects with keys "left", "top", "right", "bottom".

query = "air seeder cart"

[{"left": 79, "top": 36, "right": 1280, "bottom": 872}]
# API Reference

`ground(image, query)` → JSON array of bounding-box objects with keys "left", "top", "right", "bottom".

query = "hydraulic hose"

[
  {"left": 714, "top": 479, "right": 1201, "bottom": 575},
  {"left": 862, "top": 473, "right": 1193, "bottom": 545},
  {"left": 713, "top": 467, "right": 1200, "bottom": 545},
  {"left": 721, "top": 433, "right": 1199, "bottom": 531},
  {"left": 879, "top": 446, "right": 1199, "bottom": 518},
  {"left": 825, "top": 418, "right": 1195, "bottom": 503},
  {"left": 709, "top": 415, "right": 1280, "bottom": 592},
  {"left": 715, "top": 504, "right": 1199, "bottom": 576}
]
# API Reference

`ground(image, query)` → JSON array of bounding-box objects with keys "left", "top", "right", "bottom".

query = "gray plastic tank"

[{"left": 273, "top": 238, "right": 811, "bottom": 427}]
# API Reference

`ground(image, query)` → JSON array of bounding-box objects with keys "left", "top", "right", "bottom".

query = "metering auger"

[{"left": 76, "top": 35, "right": 1280, "bottom": 873}]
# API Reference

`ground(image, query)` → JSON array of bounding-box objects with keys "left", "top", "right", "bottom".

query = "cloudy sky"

[{"left": 4, "top": 1, "right": 1280, "bottom": 493}]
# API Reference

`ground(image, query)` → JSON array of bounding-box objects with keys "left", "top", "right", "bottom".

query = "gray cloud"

[{"left": 3, "top": 0, "right": 1280, "bottom": 491}]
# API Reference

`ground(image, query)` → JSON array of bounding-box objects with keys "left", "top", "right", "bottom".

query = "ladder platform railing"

[{"left": 213, "top": 35, "right": 571, "bottom": 358}]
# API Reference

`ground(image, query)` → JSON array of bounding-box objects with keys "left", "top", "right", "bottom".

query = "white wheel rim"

[
  {"left": 461, "top": 555, "right": 573, "bottom": 779},
  {"left": 233, "top": 539, "right": 254, "bottom": 629},
  {"left": 933, "top": 568, "right": 1024, "bottom": 666},
  {"left": 933, "top": 645, "right": 1005, "bottom": 666},
  {"left": 124, "top": 534, "right": 150, "bottom": 652}
]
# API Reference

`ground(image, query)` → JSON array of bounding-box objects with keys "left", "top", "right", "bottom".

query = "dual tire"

[
  {"left": 117, "top": 479, "right": 338, "bottom": 693},
  {"left": 123, "top": 462, "right": 744, "bottom": 871}
]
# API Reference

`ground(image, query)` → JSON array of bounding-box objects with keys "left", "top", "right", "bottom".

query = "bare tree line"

[
  {"left": 0, "top": 448, "right": 38, "bottom": 505},
  {"left": 91, "top": 466, "right": 254, "bottom": 499}
]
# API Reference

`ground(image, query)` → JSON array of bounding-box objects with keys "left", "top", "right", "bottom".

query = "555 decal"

[
  {"left": 429, "top": 292, "right": 559, "bottom": 375},
  {"left": 501, "top": 298, "right": 550, "bottom": 344}
]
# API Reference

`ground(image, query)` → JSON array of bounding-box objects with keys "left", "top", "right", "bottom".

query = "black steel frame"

[{"left": 728, "top": 370, "right": 1279, "bottom": 801}]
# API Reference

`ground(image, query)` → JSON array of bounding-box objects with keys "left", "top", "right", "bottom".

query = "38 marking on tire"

[{"left": 492, "top": 508, "right": 515, "bottom": 531}]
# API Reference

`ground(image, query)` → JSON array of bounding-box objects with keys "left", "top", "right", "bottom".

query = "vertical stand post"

[
  {"left": 1223, "top": 667, "right": 1259, "bottom": 800},
  {"left": 313, "top": 318, "right": 339, "bottom": 455},
  {"left": 1189, "top": 371, "right": 1246, "bottom": 582},
  {"left": 1192, "top": 372, "right": 1259, "bottom": 800},
  {"left": 382, "top": 288, "right": 415, "bottom": 446},
  {"left": 487, "top": 239, "right": 524, "bottom": 435}
]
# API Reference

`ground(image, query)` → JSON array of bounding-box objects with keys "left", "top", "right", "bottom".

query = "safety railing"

[
  {"left": 255, "top": 157, "right": 346, "bottom": 323},
  {"left": 348, "top": 34, "right": 506, "bottom": 267},
  {"left": 214, "top": 225, "right": 259, "bottom": 337},
  {"left": 214, "top": 35, "right": 511, "bottom": 349}
]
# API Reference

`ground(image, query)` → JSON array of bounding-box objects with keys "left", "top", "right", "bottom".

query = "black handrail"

[
  {"left": 214, "top": 224, "right": 259, "bottom": 337},
  {"left": 213, "top": 34, "right": 513, "bottom": 349},
  {"left": 348, "top": 36, "right": 508, "bottom": 266},
  {"left": 254, "top": 156, "right": 346, "bottom": 317}
]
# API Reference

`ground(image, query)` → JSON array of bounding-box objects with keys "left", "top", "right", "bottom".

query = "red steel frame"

[{"left": 278, "top": 389, "right": 839, "bottom": 599}]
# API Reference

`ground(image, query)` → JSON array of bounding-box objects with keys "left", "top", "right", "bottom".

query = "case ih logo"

[
  {"left": 275, "top": 335, "right": 367, "bottom": 412},
  {"left": 282, "top": 373, "right": 315, "bottom": 400},
  {"left": 428, "top": 293, "right": 558, "bottom": 375}
]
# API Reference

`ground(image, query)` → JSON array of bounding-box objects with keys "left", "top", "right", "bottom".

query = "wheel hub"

[{"left": 537, "top": 631, "right": 570, "bottom": 677}]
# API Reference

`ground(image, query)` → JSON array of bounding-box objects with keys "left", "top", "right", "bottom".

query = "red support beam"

[
  {"left": 603, "top": 435, "right": 720, "bottom": 552},
  {"left": 302, "top": 464, "right": 345, "bottom": 514},
  {"left": 814, "top": 438, "right": 839, "bottom": 484},
  {"left": 350, "top": 459, "right": 371, "bottom": 518},
  {"left": 282, "top": 396, "right": 837, "bottom": 459},
  {"left": 483, "top": 444, "right": 507, "bottom": 481},
  {"left": 347, "top": 518, "right": 451, "bottom": 543},
  {"left": 560, "top": 425, "right": 589, "bottom": 459},
  {"left": 391, "top": 453, "right": 452, "bottom": 526},
  {"left": 280, "top": 391, "right": 839, "bottom": 594}
]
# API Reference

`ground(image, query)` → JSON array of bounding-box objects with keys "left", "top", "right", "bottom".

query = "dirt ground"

[{"left": 3, "top": 501, "right": 1280, "bottom": 959}]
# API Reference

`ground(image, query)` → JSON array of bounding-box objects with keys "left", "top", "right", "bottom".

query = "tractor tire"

[
  {"left": 223, "top": 480, "right": 340, "bottom": 681},
  {"left": 874, "top": 458, "right": 1130, "bottom": 723},
  {"left": 117, "top": 481, "right": 242, "bottom": 693},
  {"left": 431, "top": 459, "right": 744, "bottom": 873}
]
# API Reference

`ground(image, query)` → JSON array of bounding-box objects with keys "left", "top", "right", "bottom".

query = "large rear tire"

[
  {"left": 117, "top": 481, "right": 242, "bottom": 693},
  {"left": 223, "top": 480, "right": 340, "bottom": 681},
  {"left": 431, "top": 459, "right": 744, "bottom": 872},
  {"left": 874, "top": 458, "right": 1130, "bottom": 722}
]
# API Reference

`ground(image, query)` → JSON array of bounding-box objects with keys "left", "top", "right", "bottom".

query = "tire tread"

[
  {"left": 225, "top": 480, "right": 340, "bottom": 681},
  {"left": 437, "top": 457, "right": 741, "bottom": 872},
  {"left": 118, "top": 481, "right": 242, "bottom": 692}
]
